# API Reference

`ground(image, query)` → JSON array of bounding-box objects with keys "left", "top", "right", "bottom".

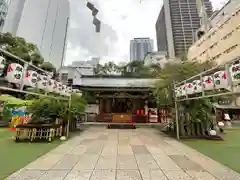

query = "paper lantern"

[
  {"left": 136, "top": 109, "right": 140, "bottom": 115},
  {"left": 209, "top": 130, "right": 217, "bottom": 136},
  {"left": 218, "top": 122, "right": 224, "bottom": 127},
  {"left": 60, "top": 136, "right": 66, "bottom": 141}
]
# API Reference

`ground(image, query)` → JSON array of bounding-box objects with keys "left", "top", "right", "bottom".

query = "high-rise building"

[
  {"left": 156, "top": 0, "right": 213, "bottom": 58},
  {"left": 130, "top": 37, "right": 153, "bottom": 61},
  {"left": 0, "top": 0, "right": 9, "bottom": 31},
  {"left": 188, "top": 1, "right": 240, "bottom": 65},
  {"left": 2, "top": 0, "right": 70, "bottom": 70}
]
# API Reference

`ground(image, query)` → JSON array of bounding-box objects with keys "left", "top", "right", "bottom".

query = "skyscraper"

[
  {"left": 0, "top": 0, "right": 9, "bottom": 31},
  {"left": 130, "top": 37, "right": 153, "bottom": 61},
  {"left": 156, "top": 0, "right": 213, "bottom": 58},
  {"left": 3, "top": 0, "right": 70, "bottom": 70}
]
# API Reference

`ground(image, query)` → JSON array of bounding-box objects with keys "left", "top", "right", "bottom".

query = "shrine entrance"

[
  {"left": 111, "top": 98, "right": 133, "bottom": 113},
  {"left": 95, "top": 92, "right": 149, "bottom": 123},
  {"left": 76, "top": 75, "right": 162, "bottom": 123}
]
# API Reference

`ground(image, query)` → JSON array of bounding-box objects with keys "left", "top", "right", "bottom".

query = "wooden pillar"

[
  {"left": 106, "top": 98, "right": 111, "bottom": 113},
  {"left": 99, "top": 99, "right": 103, "bottom": 113}
]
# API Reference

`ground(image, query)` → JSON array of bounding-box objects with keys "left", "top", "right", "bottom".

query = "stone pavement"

[{"left": 7, "top": 127, "right": 240, "bottom": 180}]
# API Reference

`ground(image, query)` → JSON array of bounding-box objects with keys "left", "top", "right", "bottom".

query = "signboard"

[{"left": 85, "top": 104, "right": 99, "bottom": 114}]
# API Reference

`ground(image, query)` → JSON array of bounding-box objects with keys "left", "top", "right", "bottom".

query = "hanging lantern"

[
  {"left": 207, "top": 78, "right": 211, "bottom": 84},
  {"left": 136, "top": 109, "right": 140, "bottom": 115},
  {"left": 236, "top": 96, "right": 240, "bottom": 106},
  {"left": 223, "top": 72, "right": 227, "bottom": 80}
]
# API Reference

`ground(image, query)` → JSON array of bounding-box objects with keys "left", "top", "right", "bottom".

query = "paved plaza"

[{"left": 7, "top": 126, "right": 240, "bottom": 180}]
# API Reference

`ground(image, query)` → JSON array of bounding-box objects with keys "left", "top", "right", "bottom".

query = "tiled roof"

[{"left": 80, "top": 77, "right": 159, "bottom": 88}]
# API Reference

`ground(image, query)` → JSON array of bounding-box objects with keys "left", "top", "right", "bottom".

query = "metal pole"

[
  {"left": 175, "top": 100, "right": 180, "bottom": 140},
  {"left": 20, "top": 62, "right": 28, "bottom": 90},
  {"left": 0, "top": 86, "right": 67, "bottom": 100},
  {"left": 184, "top": 80, "right": 188, "bottom": 99},
  {"left": 173, "top": 81, "right": 180, "bottom": 140},
  {"left": 0, "top": 48, "right": 48, "bottom": 75},
  {"left": 200, "top": 74, "right": 204, "bottom": 96},
  {"left": 66, "top": 90, "right": 72, "bottom": 138},
  {"left": 225, "top": 63, "right": 233, "bottom": 92}
]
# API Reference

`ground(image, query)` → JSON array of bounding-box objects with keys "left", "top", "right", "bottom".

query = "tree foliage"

[
  {"left": 155, "top": 59, "right": 217, "bottom": 136},
  {"left": 184, "top": 98, "right": 213, "bottom": 124},
  {"left": 68, "top": 93, "right": 87, "bottom": 119},
  {"left": 94, "top": 60, "right": 161, "bottom": 78},
  {"left": 28, "top": 97, "right": 63, "bottom": 122},
  {"left": 154, "top": 60, "right": 215, "bottom": 107},
  {"left": 94, "top": 61, "right": 121, "bottom": 75},
  {"left": 0, "top": 32, "right": 44, "bottom": 66},
  {"left": 27, "top": 93, "right": 86, "bottom": 123},
  {"left": 31, "top": 52, "right": 44, "bottom": 66},
  {"left": 40, "top": 62, "right": 56, "bottom": 73},
  {"left": 82, "top": 91, "right": 97, "bottom": 104}
]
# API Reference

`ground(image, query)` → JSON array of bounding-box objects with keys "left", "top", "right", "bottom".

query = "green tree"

[
  {"left": 67, "top": 93, "right": 87, "bottom": 120},
  {"left": 40, "top": 62, "right": 56, "bottom": 73},
  {"left": 154, "top": 60, "right": 214, "bottom": 107},
  {"left": 0, "top": 32, "right": 44, "bottom": 66},
  {"left": 122, "top": 60, "right": 157, "bottom": 78},
  {"left": 93, "top": 60, "right": 161, "bottom": 78},
  {"left": 27, "top": 93, "right": 86, "bottom": 124},
  {"left": 154, "top": 59, "right": 216, "bottom": 137},
  {"left": 82, "top": 91, "right": 97, "bottom": 104},
  {"left": 31, "top": 52, "right": 44, "bottom": 66},
  {"left": 94, "top": 61, "right": 120, "bottom": 75}
]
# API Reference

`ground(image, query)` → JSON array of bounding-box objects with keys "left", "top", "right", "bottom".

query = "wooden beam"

[
  {"left": 98, "top": 94, "right": 148, "bottom": 99},
  {"left": 80, "top": 87, "right": 152, "bottom": 92}
]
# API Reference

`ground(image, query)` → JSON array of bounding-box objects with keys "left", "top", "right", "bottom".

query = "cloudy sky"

[{"left": 65, "top": 0, "right": 228, "bottom": 65}]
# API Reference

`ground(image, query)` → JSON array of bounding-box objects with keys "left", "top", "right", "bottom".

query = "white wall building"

[
  {"left": 58, "top": 57, "right": 100, "bottom": 85},
  {"left": 144, "top": 51, "right": 167, "bottom": 66},
  {"left": 3, "top": 0, "right": 70, "bottom": 70}
]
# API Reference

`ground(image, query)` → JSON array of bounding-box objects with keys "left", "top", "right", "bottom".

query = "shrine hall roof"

[{"left": 75, "top": 76, "right": 160, "bottom": 88}]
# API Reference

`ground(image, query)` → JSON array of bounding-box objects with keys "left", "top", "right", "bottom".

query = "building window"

[
  {"left": 212, "top": 53, "right": 222, "bottom": 61},
  {"left": 209, "top": 42, "right": 218, "bottom": 49},
  {"left": 222, "top": 31, "right": 233, "bottom": 40},
  {"left": 219, "top": 23, "right": 224, "bottom": 29},
  {"left": 235, "top": 8, "right": 240, "bottom": 16},
  {"left": 197, "top": 40, "right": 204, "bottom": 47},
  {"left": 236, "top": 24, "right": 240, "bottom": 30},
  {"left": 223, "top": 44, "right": 238, "bottom": 54},
  {"left": 200, "top": 50, "right": 207, "bottom": 56},
  {"left": 224, "top": 17, "right": 231, "bottom": 25},
  {"left": 211, "top": 30, "right": 216, "bottom": 36}
]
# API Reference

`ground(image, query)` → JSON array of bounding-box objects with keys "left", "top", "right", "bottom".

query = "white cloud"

[{"left": 65, "top": 0, "right": 229, "bottom": 65}]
